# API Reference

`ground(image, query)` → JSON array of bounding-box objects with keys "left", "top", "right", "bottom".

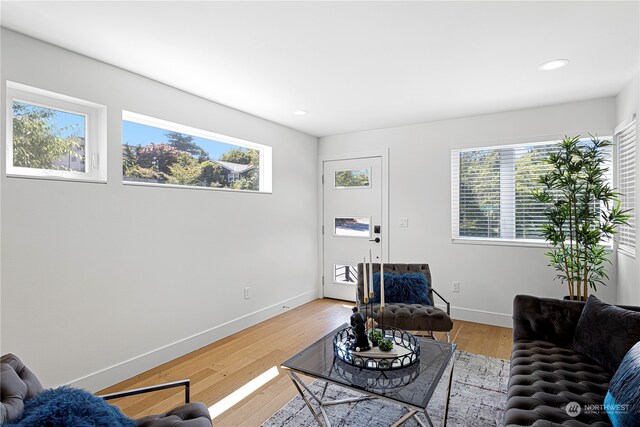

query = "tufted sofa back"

[
  {"left": 513, "top": 295, "right": 640, "bottom": 348},
  {"left": 356, "top": 263, "right": 432, "bottom": 306},
  {"left": 0, "top": 353, "right": 44, "bottom": 424}
]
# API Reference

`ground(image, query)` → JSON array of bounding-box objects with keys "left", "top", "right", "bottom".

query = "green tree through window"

[
  {"left": 122, "top": 120, "right": 261, "bottom": 191},
  {"left": 454, "top": 140, "right": 612, "bottom": 242},
  {"left": 335, "top": 169, "right": 370, "bottom": 187},
  {"left": 458, "top": 150, "right": 501, "bottom": 238},
  {"left": 12, "top": 102, "right": 84, "bottom": 171}
]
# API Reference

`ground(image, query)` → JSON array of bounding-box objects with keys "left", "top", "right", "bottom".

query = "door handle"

[{"left": 369, "top": 237, "right": 381, "bottom": 243}]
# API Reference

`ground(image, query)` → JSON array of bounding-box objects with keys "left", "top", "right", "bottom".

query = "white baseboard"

[
  {"left": 436, "top": 304, "right": 512, "bottom": 328},
  {"left": 69, "top": 289, "right": 319, "bottom": 392}
]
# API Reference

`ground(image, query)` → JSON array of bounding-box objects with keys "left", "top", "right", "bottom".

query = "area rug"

[{"left": 262, "top": 351, "right": 509, "bottom": 427}]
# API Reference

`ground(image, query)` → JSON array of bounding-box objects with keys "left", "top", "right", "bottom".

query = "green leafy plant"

[
  {"left": 378, "top": 338, "right": 393, "bottom": 352},
  {"left": 368, "top": 329, "right": 384, "bottom": 346},
  {"left": 532, "top": 135, "right": 630, "bottom": 301},
  {"left": 12, "top": 102, "right": 83, "bottom": 170}
]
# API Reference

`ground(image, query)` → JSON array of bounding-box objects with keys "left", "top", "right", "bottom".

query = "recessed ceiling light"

[
  {"left": 538, "top": 59, "right": 569, "bottom": 71},
  {"left": 294, "top": 110, "right": 308, "bottom": 116}
]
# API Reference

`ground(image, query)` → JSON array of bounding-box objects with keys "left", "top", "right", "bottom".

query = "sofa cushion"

[
  {"left": 505, "top": 339, "right": 612, "bottom": 426},
  {"left": 512, "top": 295, "right": 586, "bottom": 347},
  {"left": 573, "top": 295, "right": 640, "bottom": 373},
  {"left": 371, "top": 272, "right": 431, "bottom": 305},
  {"left": 370, "top": 303, "right": 452, "bottom": 332},
  {"left": 604, "top": 341, "right": 640, "bottom": 426}
]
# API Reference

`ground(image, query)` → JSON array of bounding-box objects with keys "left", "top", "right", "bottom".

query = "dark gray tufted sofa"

[
  {"left": 356, "top": 263, "right": 453, "bottom": 340},
  {"left": 506, "top": 295, "right": 640, "bottom": 426},
  {"left": 0, "top": 353, "right": 213, "bottom": 426}
]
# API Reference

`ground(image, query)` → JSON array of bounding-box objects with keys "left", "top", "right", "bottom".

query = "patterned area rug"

[{"left": 262, "top": 351, "right": 508, "bottom": 427}]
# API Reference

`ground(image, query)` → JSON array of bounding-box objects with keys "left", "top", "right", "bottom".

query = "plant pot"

[{"left": 563, "top": 295, "right": 588, "bottom": 302}]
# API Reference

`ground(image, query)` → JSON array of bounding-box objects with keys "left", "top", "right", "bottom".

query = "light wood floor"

[{"left": 99, "top": 298, "right": 512, "bottom": 426}]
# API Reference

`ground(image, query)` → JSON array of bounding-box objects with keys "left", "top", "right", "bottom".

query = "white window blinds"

[
  {"left": 616, "top": 118, "right": 636, "bottom": 256},
  {"left": 452, "top": 139, "right": 612, "bottom": 243}
]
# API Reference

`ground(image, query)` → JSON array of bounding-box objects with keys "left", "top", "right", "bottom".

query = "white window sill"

[
  {"left": 452, "top": 237, "right": 613, "bottom": 251},
  {"left": 123, "top": 180, "right": 271, "bottom": 194},
  {"left": 452, "top": 238, "right": 549, "bottom": 248},
  {"left": 6, "top": 174, "right": 106, "bottom": 184}
]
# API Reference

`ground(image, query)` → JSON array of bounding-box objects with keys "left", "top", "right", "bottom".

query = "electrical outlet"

[
  {"left": 399, "top": 217, "right": 409, "bottom": 227},
  {"left": 244, "top": 287, "right": 250, "bottom": 299},
  {"left": 452, "top": 281, "right": 460, "bottom": 293}
]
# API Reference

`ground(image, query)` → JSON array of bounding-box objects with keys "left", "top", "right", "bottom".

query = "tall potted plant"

[{"left": 532, "top": 135, "right": 629, "bottom": 301}]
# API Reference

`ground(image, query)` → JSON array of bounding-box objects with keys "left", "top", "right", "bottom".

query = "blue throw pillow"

[
  {"left": 5, "top": 386, "right": 136, "bottom": 427},
  {"left": 604, "top": 341, "right": 640, "bottom": 427},
  {"left": 371, "top": 272, "right": 431, "bottom": 305}
]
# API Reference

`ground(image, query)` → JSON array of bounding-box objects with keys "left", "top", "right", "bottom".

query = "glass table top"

[{"left": 281, "top": 324, "right": 456, "bottom": 410}]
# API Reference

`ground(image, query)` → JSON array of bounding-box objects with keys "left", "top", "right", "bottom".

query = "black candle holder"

[{"left": 333, "top": 326, "right": 420, "bottom": 371}]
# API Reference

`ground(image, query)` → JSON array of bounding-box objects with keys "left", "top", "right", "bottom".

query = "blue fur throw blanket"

[{"left": 4, "top": 386, "right": 136, "bottom": 427}]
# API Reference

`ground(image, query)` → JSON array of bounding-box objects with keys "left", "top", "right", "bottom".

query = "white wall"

[
  {"left": 320, "top": 98, "right": 617, "bottom": 327},
  {"left": 0, "top": 29, "right": 319, "bottom": 390},
  {"left": 616, "top": 73, "right": 640, "bottom": 306}
]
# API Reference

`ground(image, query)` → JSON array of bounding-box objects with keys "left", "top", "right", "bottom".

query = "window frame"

[
  {"left": 451, "top": 136, "right": 614, "bottom": 248},
  {"left": 615, "top": 116, "right": 636, "bottom": 258},
  {"left": 6, "top": 81, "right": 107, "bottom": 182},
  {"left": 121, "top": 110, "right": 272, "bottom": 193}
]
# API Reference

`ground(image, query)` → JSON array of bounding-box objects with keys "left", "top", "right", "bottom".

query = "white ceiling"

[{"left": 1, "top": 1, "right": 638, "bottom": 137}]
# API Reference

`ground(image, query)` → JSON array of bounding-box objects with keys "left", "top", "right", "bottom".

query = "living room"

[{"left": 1, "top": 1, "right": 639, "bottom": 426}]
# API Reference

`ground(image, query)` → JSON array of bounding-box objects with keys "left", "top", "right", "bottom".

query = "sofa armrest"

[
  {"left": 100, "top": 379, "right": 190, "bottom": 404},
  {"left": 512, "top": 295, "right": 585, "bottom": 347},
  {"left": 135, "top": 402, "right": 212, "bottom": 427},
  {"left": 431, "top": 288, "right": 450, "bottom": 315},
  {"left": 100, "top": 381, "right": 213, "bottom": 426}
]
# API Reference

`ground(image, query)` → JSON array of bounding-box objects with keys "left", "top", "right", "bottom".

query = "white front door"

[{"left": 323, "top": 157, "right": 383, "bottom": 301}]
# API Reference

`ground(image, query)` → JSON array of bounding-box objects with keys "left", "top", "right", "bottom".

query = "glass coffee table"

[{"left": 281, "top": 324, "right": 456, "bottom": 427}]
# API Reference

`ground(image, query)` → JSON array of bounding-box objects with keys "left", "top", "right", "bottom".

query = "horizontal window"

[
  {"left": 122, "top": 111, "right": 272, "bottom": 192},
  {"left": 334, "top": 217, "right": 371, "bottom": 237},
  {"left": 334, "top": 168, "right": 370, "bottom": 188},
  {"left": 6, "top": 81, "right": 107, "bottom": 182},
  {"left": 451, "top": 138, "right": 612, "bottom": 243}
]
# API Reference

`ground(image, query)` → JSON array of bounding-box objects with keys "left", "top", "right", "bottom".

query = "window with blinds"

[
  {"left": 451, "top": 139, "right": 612, "bottom": 243},
  {"left": 616, "top": 118, "right": 636, "bottom": 256}
]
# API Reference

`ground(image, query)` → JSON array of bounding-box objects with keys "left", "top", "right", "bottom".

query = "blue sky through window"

[{"left": 122, "top": 120, "right": 240, "bottom": 160}]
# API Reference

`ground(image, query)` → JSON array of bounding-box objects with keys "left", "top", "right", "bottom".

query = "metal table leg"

[
  {"left": 442, "top": 350, "right": 456, "bottom": 426},
  {"left": 286, "top": 352, "right": 456, "bottom": 427},
  {"left": 286, "top": 371, "right": 375, "bottom": 427},
  {"left": 287, "top": 370, "right": 328, "bottom": 426}
]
